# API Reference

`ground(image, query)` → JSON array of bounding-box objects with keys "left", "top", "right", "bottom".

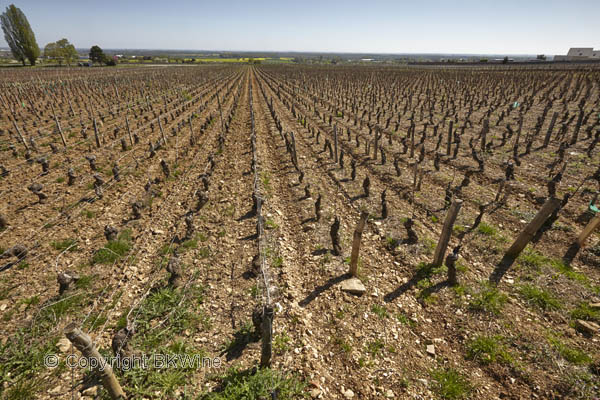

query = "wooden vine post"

[
  {"left": 125, "top": 115, "right": 133, "bottom": 146},
  {"left": 570, "top": 111, "right": 584, "bottom": 146},
  {"left": 505, "top": 197, "right": 561, "bottom": 258},
  {"left": 349, "top": 211, "right": 369, "bottom": 276},
  {"left": 175, "top": 127, "right": 179, "bottom": 164},
  {"left": 51, "top": 103, "right": 68, "bottom": 148},
  {"left": 67, "top": 98, "right": 76, "bottom": 117},
  {"left": 576, "top": 214, "right": 600, "bottom": 247},
  {"left": 260, "top": 305, "right": 274, "bottom": 368},
  {"left": 158, "top": 115, "right": 167, "bottom": 144},
  {"left": 290, "top": 131, "right": 298, "bottom": 166},
  {"left": 542, "top": 112, "right": 558, "bottom": 148},
  {"left": 93, "top": 118, "right": 101, "bottom": 148},
  {"left": 446, "top": 120, "right": 453, "bottom": 156},
  {"left": 188, "top": 115, "right": 195, "bottom": 145},
  {"left": 333, "top": 124, "right": 338, "bottom": 163},
  {"left": 432, "top": 199, "right": 463, "bottom": 267},
  {"left": 11, "top": 119, "right": 28, "bottom": 150},
  {"left": 409, "top": 124, "right": 415, "bottom": 158},
  {"left": 64, "top": 323, "right": 126, "bottom": 399},
  {"left": 480, "top": 119, "right": 489, "bottom": 151}
]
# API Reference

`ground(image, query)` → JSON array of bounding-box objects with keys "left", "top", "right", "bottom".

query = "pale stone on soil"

[
  {"left": 575, "top": 319, "right": 599, "bottom": 335},
  {"left": 82, "top": 386, "right": 98, "bottom": 397},
  {"left": 57, "top": 338, "right": 71, "bottom": 353},
  {"left": 426, "top": 344, "right": 435, "bottom": 356},
  {"left": 49, "top": 385, "right": 62, "bottom": 394},
  {"left": 341, "top": 277, "right": 366, "bottom": 295}
]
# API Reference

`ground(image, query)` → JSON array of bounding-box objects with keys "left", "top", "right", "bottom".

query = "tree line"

[{"left": 1, "top": 4, "right": 115, "bottom": 66}]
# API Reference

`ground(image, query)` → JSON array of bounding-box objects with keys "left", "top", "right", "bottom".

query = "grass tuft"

[
  {"left": 547, "top": 334, "right": 591, "bottom": 365},
  {"left": 371, "top": 304, "right": 388, "bottom": 319},
  {"left": 477, "top": 222, "right": 497, "bottom": 236},
  {"left": 431, "top": 368, "right": 471, "bottom": 399},
  {"left": 519, "top": 284, "right": 561, "bottom": 311},
  {"left": 92, "top": 229, "right": 132, "bottom": 264},
  {"left": 468, "top": 282, "right": 507, "bottom": 315},
  {"left": 570, "top": 302, "right": 600, "bottom": 322},
  {"left": 466, "top": 335, "right": 513, "bottom": 365},
  {"left": 519, "top": 248, "right": 587, "bottom": 282},
  {"left": 201, "top": 367, "right": 306, "bottom": 400}
]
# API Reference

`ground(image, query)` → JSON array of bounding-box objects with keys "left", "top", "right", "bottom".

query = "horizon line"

[{"left": 0, "top": 47, "right": 556, "bottom": 57}]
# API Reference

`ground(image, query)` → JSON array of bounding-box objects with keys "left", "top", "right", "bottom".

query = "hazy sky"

[{"left": 1, "top": 0, "right": 598, "bottom": 54}]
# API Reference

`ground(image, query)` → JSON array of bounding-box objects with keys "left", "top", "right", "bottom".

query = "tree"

[
  {"left": 44, "top": 41, "right": 57, "bottom": 61},
  {"left": 89, "top": 45, "right": 106, "bottom": 64},
  {"left": 44, "top": 38, "right": 78, "bottom": 66},
  {"left": 0, "top": 4, "right": 40, "bottom": 65}
]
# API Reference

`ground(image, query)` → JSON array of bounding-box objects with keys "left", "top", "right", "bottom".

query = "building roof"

[{"left": 567, "top": 48, "right": 593, "bottom": 57}]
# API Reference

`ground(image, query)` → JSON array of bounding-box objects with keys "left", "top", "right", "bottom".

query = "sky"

[{"left": 0, "top": 0, "right": 598, "bottom": 55}]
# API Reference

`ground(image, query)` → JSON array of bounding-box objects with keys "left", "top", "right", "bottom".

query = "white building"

[{"left": 554, "top": 48, "right": 600, "bottom": 61}]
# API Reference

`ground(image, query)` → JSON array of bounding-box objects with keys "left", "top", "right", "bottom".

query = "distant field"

[
  {"left": 190, "top": 57, "right": 290, "bottom": 63},
  {"left": 0, "top": 56, "right": 294, "bottom": 66}
]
